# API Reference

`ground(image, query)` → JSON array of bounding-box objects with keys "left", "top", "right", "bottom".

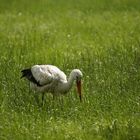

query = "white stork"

[{"left": 21, "top": 65, "right": 83, "bottom": 102}]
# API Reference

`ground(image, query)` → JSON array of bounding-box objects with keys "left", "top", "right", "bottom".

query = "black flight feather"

[{"left": 21, "top": 68, "right": 42, "bottom": 86}]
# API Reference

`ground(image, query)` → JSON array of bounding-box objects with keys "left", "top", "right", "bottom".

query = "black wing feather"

[{"left": 21, "top": 68, "right": 42, "bottom": 86}]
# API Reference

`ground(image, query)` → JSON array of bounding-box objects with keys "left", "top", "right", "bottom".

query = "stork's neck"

[{"left": 61, "top": 71, "right": 75, "bottom": 94}]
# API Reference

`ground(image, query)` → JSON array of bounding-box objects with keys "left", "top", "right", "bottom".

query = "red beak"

[{"left": 76, "top": 80, "right": 82, "bottom": 102}]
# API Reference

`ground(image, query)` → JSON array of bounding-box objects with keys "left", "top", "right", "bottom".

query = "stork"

[{"left": 21, "top": 65, "right": 83, "bottom": 102}]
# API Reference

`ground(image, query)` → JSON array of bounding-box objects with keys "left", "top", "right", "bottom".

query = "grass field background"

[{"left": 0, "top": 0, "right": 140, "bottom": 139}]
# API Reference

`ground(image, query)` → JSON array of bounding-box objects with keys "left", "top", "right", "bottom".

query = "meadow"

[{"left": 0, "top": 0, "right": 140, "bottom": 139}]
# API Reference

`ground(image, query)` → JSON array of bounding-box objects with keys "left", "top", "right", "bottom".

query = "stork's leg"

[
  {"left": 28, "top": 82, "right": 31, "bottom": 94},
  {"left": 42, "top": 92, "right": 45, "bottom": 106},
  {"left": 53, "top": 95, "right": 55, "bottom": 100},
  {"left": 42, "top": 93, "right": 45, "bottom": 102},
  {"left": 34, "top": 92, "right": 40, "bottom": 105},
  {"left": 53, "top": 94, "right": 58, "bottom": 101}
]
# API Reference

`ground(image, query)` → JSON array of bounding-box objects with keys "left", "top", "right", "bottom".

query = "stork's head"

[{"left": 72, "top": 69, "right": 83, "bottom": 102}]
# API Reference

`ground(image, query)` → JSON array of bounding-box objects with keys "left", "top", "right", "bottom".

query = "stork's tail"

[{"left": 21, "top": 68, "right": 32, "bottom": 79}]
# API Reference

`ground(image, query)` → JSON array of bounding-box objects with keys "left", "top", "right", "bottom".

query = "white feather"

[{"left": 31, "top": 65, "right": 67, "bottom": 86}]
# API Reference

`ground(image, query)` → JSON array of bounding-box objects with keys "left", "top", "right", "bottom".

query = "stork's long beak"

[{"left": 76, "top": 80, "right": 82, "bottom": 102}]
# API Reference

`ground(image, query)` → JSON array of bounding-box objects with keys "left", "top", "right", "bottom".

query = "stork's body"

[{"left": 21, "top": 65, "right": 83, "bottom": 101}]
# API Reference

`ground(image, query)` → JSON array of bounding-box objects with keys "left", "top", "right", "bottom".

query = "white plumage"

[
  {"left": 31, "top": 65, "right": 67, "bottom": 86},
  {"left": 21, "top": 65, "right": 83, "bottom": 102}
]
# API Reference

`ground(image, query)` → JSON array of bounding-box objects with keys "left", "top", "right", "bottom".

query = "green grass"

[{"left": 0, "top": 0, "right": 140, "bottom": 139}]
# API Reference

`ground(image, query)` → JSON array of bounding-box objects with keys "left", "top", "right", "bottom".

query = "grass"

[{"left": 0, "top": 0, "right": 140, "bottom": 139}]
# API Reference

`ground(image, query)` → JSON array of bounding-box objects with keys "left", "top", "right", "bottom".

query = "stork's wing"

[
  {"left": 31, "top": 65, "right": 53, "bottom": 86},
  {"left": 31, "top": 65, "right": 67, "bottom": 86}
]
